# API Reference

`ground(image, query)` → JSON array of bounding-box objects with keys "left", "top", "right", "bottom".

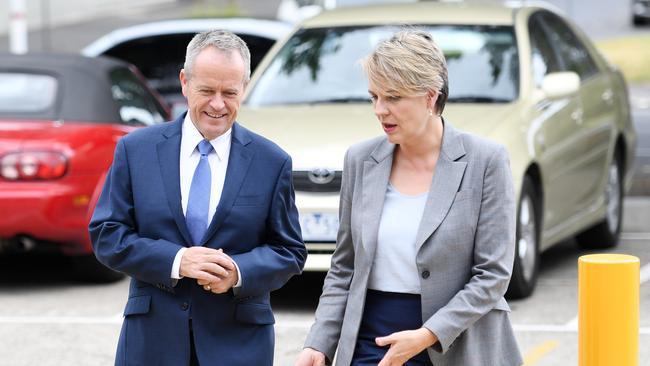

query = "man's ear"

[{"left": 180, "top": 69, "right": 188, "bottom": 98}]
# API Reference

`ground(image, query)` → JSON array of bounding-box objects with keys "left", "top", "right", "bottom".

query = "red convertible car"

[{"left": 0, "top": 53, "right": 170, "bottom": 282}]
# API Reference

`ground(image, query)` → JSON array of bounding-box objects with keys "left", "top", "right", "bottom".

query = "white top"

[
  {"left": 171, "top": 114, "right": 240, "bottom": 286},
  {"left": 367, "top": 183, "right": 428, "bottom": 294}
]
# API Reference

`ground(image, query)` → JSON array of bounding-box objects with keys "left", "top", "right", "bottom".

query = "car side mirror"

[{"left": 541, "top": 72, "right": 580, "bottom": 99}]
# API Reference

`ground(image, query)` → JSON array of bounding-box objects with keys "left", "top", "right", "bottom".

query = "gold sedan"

[{"left": 238, "top": 1, "right": 637, "bottom": 298}]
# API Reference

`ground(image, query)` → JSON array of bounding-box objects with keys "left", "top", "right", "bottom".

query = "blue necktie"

[{"left": 186, "top": 139, "right": 214, "bottom": 245}]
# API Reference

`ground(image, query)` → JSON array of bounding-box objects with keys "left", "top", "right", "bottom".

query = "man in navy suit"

[{"left": 89, "top": 30, "right": 306, "bottom": 366}]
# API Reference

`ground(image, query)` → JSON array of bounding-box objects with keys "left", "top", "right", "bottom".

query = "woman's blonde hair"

[{"left": 362, "top": 28, "right": 448, "bottom": 114}]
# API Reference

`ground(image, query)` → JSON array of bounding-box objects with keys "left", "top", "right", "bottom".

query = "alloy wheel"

[{"left": 518, "top": 194, "right": 537, "bottom": 283}]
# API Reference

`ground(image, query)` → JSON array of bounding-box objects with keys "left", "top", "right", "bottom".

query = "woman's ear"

[{"left": 428, "top": 90, "right": 439, "bottom": 111}]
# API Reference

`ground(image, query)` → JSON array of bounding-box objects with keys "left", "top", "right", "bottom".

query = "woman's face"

[{"left": 368, "top": 80, "right": 436, "bottom": 146}]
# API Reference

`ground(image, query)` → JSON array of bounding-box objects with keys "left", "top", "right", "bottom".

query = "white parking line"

[
  {"left": 621, "top": 232, "right": 650, "bottom": 240},
  {"left": 641, "top": 261, "right": 650, "bottom": 284},
  {"left": 564, "top": 260, "right": 650, "bottom": 329}
]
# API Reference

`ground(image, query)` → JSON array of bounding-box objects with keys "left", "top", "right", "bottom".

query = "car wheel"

[
  {"left": 577, "top": 154, "right": 623, "bottom": 249},
  {"left": 72, "top": 255, "right": 125, "bottom": 283},
  {"left": 506, "top": 177, "right": 539, "bottom": 299}
]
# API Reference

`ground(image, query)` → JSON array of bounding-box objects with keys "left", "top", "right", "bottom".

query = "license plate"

[{"left": 299, "top": 212, "right": 339, "bottom": 242}]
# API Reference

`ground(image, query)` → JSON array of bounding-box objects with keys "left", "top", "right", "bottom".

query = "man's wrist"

[
  {"left": 171, "top": 247, "right": 187, "bottom": 280},
  {"left": 231, "top": 259, "right": 242, "bottom": 288}
]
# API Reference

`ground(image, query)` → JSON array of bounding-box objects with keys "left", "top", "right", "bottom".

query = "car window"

[
  {"left": 539, "top": 12, "right": 598, "bottom": 80},
  {"left": 103, "top": 34, "right": 195, "bottom": 96},
  {"left": 528, "top": 14, "right": 562, "bottom": 87},
  {"left": 246, "top": 25, "right": 518, "bottom": 106},
  {"left": 0, "top": 73, "right": 58, "bottom": 113},
  {"left": 109, "top": 68, "right": 167, "bottom": 126}
]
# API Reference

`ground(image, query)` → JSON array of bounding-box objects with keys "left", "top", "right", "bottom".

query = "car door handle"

[
  {"left": 601, "top": 89, "right": 613, "bottom": 103},
  {"left": 571, "top": 109, "right": 583, "bottom": 124}
]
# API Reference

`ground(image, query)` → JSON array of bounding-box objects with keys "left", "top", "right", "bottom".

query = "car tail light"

[{"left": 0, "top": 151, "right": 68, "bottom": 180}]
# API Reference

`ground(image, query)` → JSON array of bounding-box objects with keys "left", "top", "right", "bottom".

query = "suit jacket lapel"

[
  {"left": 415, "top": 122, "right": 467, "bottom": 252},
  {"left": 361, "top": 139, "right": 394, "bottom": 257},
  {"left": 202, "top": 123, "right": 254, "bottom": 242},
  {"left": 156, "top": 115, "right": 194, "bottom": 246}
]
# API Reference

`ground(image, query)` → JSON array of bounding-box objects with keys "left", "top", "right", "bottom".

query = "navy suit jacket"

[{"left": 89, "top": 114, "right": 306, "bottom": 366}]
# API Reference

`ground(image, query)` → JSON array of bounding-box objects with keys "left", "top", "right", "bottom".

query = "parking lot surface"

[{"left": 0, "top": 198, "right": 647, "bottom": 366}]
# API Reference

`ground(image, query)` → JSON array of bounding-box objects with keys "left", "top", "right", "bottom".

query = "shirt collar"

[{"left": 181, "top": 113, "right": 232, "bottom": 161}]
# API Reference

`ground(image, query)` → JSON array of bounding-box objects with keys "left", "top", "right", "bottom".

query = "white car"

[{"left": 82, "top": 18, "right": 293, "bottom": 116}]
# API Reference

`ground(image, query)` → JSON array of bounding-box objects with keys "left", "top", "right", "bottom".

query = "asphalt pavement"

[
  {"left": 630, "top": 83, "right": 650, "bottom": 196},
  {"left": 0, "top": 197, "right": 648, "bottom": 365}
]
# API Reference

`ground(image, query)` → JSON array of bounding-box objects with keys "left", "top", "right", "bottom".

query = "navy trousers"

[{"left": 351, "top": 289, "right": 434, "bottom": 366}]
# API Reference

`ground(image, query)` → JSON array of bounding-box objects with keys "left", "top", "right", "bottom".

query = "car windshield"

[{"left": 246, "top": 25, "right": 519, "bottom": 106}]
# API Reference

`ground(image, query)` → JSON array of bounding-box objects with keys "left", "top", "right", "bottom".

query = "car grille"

[{"left": 293, "top": 170, "right": 342, "bottom": 192}]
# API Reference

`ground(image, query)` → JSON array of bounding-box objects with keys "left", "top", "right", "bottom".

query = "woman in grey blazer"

[{"left": 295, "top": 30, "right": 522, "bottom": 366}]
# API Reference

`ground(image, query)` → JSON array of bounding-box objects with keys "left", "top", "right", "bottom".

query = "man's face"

[{"left": 180, "top": 47, "right": 247, "bottom": 140}]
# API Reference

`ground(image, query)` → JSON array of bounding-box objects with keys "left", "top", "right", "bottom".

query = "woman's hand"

[
  {"left": 375, "top": 328, "right": 438, "bottom": 366},
  {"left": 294, "top": 347, "right": 326, "bottom": 366}
]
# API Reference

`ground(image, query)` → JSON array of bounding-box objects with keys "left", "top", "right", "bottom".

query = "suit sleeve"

[
  {"left": 229, "top": 156, "right": 307, "bottom": 298},
  {"left": 303, "top": 149, "right": 355, "bottom": 363},
  {"left": 89, "top": 138, "right": 183, "bottom": 287},
  {"left": 423, "top": 145, "right": 516, "bottom": 354}
]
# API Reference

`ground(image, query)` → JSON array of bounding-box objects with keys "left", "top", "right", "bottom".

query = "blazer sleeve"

[
  {"left": 423, "top": 145, "right": 516, "bottom": 354},
  {"left": 89, "top": 138, "right": 183, "bottom": 287},
  {"left": 303, "top": 149, "right": 356, "bottom": 362},
  {"left": 229, "top": 156, "right": 307, "bottom": 299}
]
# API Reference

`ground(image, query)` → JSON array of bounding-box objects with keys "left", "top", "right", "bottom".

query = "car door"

[
  {"left": 527, "top": 12, "right": 584, "bottom": 236},
  {"left": 540, "top": 12, "right": 615, "bottom": 221}
]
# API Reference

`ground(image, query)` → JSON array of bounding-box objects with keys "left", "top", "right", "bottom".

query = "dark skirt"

[{"left": 351, "top": 289, "right": 434, "bottom": 366}]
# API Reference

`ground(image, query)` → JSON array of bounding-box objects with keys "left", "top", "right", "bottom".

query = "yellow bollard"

[{"left": 579, "top": 254, "right": 639, "bottom": 366}]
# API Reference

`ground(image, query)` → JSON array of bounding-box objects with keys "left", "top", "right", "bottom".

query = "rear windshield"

[
  {"left": 0, "top": 73, "right": 58, "bottom": 113},
  {"left": 246, "top": 25, "right": 519, "bottom": 106}
]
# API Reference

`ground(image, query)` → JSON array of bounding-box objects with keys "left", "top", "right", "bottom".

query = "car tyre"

[
  {"left": 72, "top": 254, "right": 125, "bottom": 283},
  {"left": 576, "top": 154, "right": 623, "bottom": 249},
  {"left": 506, "top": 176, "right": 539, "bottom": 299}
]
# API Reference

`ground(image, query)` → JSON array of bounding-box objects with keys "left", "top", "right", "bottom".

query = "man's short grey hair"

[{"left": 184, "top": 29, "right": 251, "bottom": 82}]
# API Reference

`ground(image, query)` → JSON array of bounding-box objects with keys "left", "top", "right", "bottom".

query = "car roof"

[
  {"left": 300, "top": 1, "right": 535, "bottom": 28},
  {"left": 82, "top": 18, "right": 293, "bottom": 56},
  {"left": 0, "top": 52, "right": 128, "bottom": 73},
  {"left": 0, "top": 53, "right": 129, "bottom": 122}
]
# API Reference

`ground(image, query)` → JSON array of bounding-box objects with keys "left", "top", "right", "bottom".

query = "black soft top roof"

[{"left": 0, "top": 53, "right": 133, "bottom": 123}]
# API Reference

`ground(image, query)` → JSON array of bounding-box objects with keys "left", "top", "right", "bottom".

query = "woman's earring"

[{"left": 428, "top": 109, "right": 433, "bottom": 116}]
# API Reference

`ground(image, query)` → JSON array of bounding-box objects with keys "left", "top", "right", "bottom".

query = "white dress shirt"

[{"left": 171, "top": 113, "right": 241, "bottom": 287}]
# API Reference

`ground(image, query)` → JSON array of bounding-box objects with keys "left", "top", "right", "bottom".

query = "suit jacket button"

[
  {"left": 421, "top": 270, "right": 430, "bottom": 279},
  {"left": 181, "top": 302, "right": 189, "bottom": 311}
]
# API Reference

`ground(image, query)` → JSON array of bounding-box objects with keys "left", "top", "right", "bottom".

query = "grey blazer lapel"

[
  {"left": 415, "top": 123, "right": 468, "bottom": 252},
  {"left": 361, "top": 139, "right": 394, "bottom": 257}
]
